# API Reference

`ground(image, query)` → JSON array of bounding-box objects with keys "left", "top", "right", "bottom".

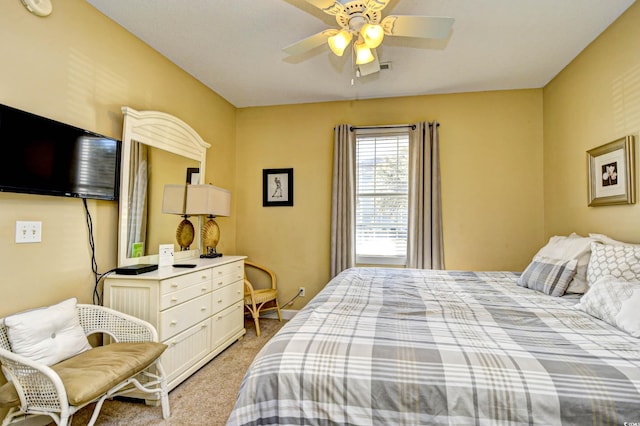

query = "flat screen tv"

[{"left": 0, "top": 103, "right": 121, "bottom": 201}]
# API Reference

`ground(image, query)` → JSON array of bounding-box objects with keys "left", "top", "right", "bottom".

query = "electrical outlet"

[
  {"left": 299, "top": 287, "right": 306, "bottom": 297},
  {"left": 15, "top": 221, "right": 42, "bottom": 243}
]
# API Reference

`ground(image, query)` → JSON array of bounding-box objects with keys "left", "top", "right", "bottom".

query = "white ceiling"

[{"left": 85, "top": 0, "right": 635, "bottom": 108}]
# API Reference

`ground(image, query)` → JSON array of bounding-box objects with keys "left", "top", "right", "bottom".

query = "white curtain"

[
  {"left": 407, "top": 121, "right": 444, "bottom": 269},
  {"left": 126, "top": 142, "right": 148, "bottom": 257},
  {"left": 330, "top": 124, "right": 356, "bottom": 278}
]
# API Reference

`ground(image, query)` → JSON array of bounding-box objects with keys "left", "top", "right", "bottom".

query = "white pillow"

[
  {"left": 575, "top": 276, "right": 640, "bottom": 337},
  {"left": 587, "top": 242, "right": 640, "bottom": 287},
  {"left": 589, "top": 233, "right": 640, "bottom": 247},
  {"left": 4, "top": 298, "right": 92, "bottom": 366},
  {"left": 533, "top": 233, "right": 595, "bottom": 293}
]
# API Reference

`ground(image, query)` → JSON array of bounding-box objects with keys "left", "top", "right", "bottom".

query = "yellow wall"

[
  {"left": 0, "top": 0, "right": 236, "bottom": 318},
  {"left": 1, "top": 0, "right": 635, "bottom": 327},
  {"left": 543, "top": 2, "right": 640, "bottom": 242},
  {"left": 236, "top": 90, "right": 544, "bottom": 306}
]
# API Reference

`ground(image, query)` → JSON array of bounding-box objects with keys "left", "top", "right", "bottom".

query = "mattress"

[{"left": 228, "top": 267, "right": 640, "bottom": 425}]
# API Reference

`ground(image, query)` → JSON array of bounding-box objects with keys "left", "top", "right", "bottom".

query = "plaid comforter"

[{"left": 228, "top": 268, "right": 640, "bottom": 425}]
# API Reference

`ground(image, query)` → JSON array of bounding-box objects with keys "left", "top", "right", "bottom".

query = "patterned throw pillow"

[
  {"left": 575, "top": 276, "right": 640, "bottom": 337},
  {"left": 518, "top": 256, "right": 578, "bottom": 297},
  {"left": 531, "top": 234, "right": 595, "bottom": 294},
  {"left": 586, "top": 242, "right": 640, "bottom": 286}
]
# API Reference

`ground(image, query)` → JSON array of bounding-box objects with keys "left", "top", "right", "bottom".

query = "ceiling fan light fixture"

[
  {"left": 328, "top": 30, "right": 353, "bottom": 56},
  {"left": 361, "top": 23, "right": 384, "bottom": 48},
  {"left": 354, "top": 41, "right": 374, "bottom": 65}
]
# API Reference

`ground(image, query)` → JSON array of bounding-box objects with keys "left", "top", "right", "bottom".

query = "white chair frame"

[{"left": 0, "top": 304, "right": 170, "bottom": 426}]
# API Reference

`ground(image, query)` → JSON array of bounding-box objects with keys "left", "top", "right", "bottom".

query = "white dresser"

[{"left": 104, "top": 256, "right": 246, "bottom": 392}]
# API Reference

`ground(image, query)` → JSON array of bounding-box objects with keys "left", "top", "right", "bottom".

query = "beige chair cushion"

[{"left": 0, "top": 342, "right": 166, "bottom": 408}]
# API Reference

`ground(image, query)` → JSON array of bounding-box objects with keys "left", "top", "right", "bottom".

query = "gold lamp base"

[
  {"left": 200, "top": 216, "right": 222, "bottom": 258},
  {"left": 175, "top": 217, "right": 195, "bottom": 251}
]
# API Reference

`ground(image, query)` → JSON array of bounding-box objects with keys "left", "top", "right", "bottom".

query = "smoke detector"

[{"left": 21, "top": 0, "right": 53, "bottom": 17}]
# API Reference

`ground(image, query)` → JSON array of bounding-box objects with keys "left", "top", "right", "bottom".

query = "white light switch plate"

[{"left": 16, "top": 221, "right": 42, "bottom": 243}]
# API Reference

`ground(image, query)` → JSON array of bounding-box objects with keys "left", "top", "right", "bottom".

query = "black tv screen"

[{"left": 0, "top": 104, "right": 121, "bottom": 201}]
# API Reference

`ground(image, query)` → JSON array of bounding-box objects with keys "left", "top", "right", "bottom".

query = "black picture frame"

[
  {"left": 186, "top": 167, "right": 200, "bottom": 184},
  {"left": 263, "top": 168, "right": 293, "bottom": 207}
]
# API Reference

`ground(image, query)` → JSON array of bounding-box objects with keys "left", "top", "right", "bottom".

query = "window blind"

[{"left": 355, "top": 132, "right": 409, "bottom": 261}]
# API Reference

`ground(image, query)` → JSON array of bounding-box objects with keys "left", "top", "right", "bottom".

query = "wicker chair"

[
  {"left": 0, "top": 304, "right": 170, "bottom": 426},
  {"left": 244, "top": 261, "right": 282, "bottom": 337}
]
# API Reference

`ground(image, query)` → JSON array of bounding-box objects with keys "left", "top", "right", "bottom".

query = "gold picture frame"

[{"left": 587, "top": 135, "right": 636, "bottom": 206}]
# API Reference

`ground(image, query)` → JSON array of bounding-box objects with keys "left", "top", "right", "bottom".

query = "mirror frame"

[{"left": 117, "top": 107, "right": 211, "bottom": 266}]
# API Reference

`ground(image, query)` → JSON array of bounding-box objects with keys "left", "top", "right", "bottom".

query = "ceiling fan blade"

[
  {"left": 283, "top": 29, "right": 337, "bottom": 56},
  {"left": 364, "top": 0, "right": 390, "bottom": 13},
  {"left": 357, "top": 49, "right": 380, "bottom": 77},
  {"left": 381, "top": 15, "right": 454, "bottom": 39},
  {"left": 301, "top": 0, "right": 346, "bottom": 16}
]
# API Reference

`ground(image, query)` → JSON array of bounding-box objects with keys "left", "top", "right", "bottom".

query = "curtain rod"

[{"left": 348, "top": 123, "right": 440, "bottom": 132}]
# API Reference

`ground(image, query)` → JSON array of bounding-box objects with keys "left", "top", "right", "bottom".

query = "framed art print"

[
  {"left": 587, "top": 135, "right": 635, "bottom": 206},
  {"left": 263, "top": 168, "right": 293, "bottom": 207}
]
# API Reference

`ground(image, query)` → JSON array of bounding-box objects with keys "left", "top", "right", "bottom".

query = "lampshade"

[
  {"left": 161, "top": 184, "right": 187, "bottom": 214},
  {"left": 361, "top": 24, "right": 384, "bottom": 48},
  {"left": 328, "top": 30, "right": 353, "bottom": 57},
  {"left": 355, "top": 41, "right": 374, "bottom": 65},
  {"left": 162, "top": 184, "right": 194, "bottom": 251},
  {"left": 186, "top": 184, "right": 231, "bottom": 258},
  {"left": 185, "top": 184, "right": 231, "bottom": 217}
]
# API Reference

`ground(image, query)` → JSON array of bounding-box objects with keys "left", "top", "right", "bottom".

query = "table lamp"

[
  {"left": 186, "top": 184, "right": 231, "bottom": 258},
  {"left": 161, "top": 184, "right": 194, "bottom": 251}
]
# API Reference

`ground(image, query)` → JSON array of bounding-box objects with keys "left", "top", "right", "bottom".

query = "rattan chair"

[
  {"left": 0, "top": 304, "right": 170, "bottom": 426},
  {"left": 244, "top": 261, "right": 282, "bottom": 337}
]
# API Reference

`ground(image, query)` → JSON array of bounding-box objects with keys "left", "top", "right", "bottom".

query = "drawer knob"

[
  {"left": 217, "top": 299, "right": 223, "bottom": 304},
  {"left": 201, "top": 307, "right": 207, "bottom": 311},
  {"left": 171, "top": 341, "right": 177, "bottom": 346},
  {"left": 201, "top": 287, "right": 207, "bottom": 292},
  {"left": 217, "top": 281, "right": 223, "bottom": 286},
  {"left": 201, "top": 275, "right": 207, "bottom": 279},
  {"left": 171, "top": 297, "right": 178, "bottom": 302},
  {"left": 170, "top": 320, "right": 177, "bottom": 326},
  {"left": 171, "top": 283, "right": 178, "bottom": 288},
  {"left": 201, "top": 323, "right": 207, "bottom": 328}
]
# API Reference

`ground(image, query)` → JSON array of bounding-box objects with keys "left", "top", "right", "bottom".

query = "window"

[{"left": 355, "top": 128, "right": 409, "bottom": 266}]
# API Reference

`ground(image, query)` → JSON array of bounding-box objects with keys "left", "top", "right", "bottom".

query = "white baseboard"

[{"left": 260, "top": 309, "right": 298, "bottom": 320}]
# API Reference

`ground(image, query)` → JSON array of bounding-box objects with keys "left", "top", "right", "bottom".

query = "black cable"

[
  {"left": 280, "top": 288, "right": 304, "bottom": 309},
  {"left": 82, "top": 198, "right": 114, "bottom": 305}
]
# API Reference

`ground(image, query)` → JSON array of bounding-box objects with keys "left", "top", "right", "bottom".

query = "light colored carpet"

[{"left": 51, "top": 318, "right": 285, "bottom": 426}]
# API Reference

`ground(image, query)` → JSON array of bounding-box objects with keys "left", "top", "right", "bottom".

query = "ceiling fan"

[{"left": 283, "top": 0, "right": 454, "bottom": 76}]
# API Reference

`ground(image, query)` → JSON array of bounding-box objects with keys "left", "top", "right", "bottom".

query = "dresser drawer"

[
  {"left": 160, "top": 269, "right": 212, "bottom": 296},
  {"left": 162, "top": 318, "right": 211, "bottom": 385},
  {"left": 211, "top": 280, "right": 244, "bottom": 314},
  {"left": 212, "top": 301, "right": 244, "bottom": 349},
  {"left": 160, "top": 280, "right": 212, "bottom": 310},
  {"left": 212, "top": 261, "right": 244, "bottom": 290},
  {"left": 160, "top": 293, "right": 212, "bottom": 340}
]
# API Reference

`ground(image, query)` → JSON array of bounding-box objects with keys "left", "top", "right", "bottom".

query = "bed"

[{"left": 228, "top": 266, "right": 640, "bottom": 425}]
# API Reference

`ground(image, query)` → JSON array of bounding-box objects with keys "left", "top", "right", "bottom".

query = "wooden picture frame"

[
  {"left": 263, "top": 168, "right": 293, "bottom": 207},
  {"left": 587, "top": 135, "right": 636, "bottom": 206}
]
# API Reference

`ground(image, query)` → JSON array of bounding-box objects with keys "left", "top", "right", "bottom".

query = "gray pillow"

[{"left": 518, "top": 256, "right": 578, "bottom": 297}]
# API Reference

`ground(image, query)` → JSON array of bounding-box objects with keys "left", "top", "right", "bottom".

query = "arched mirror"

[{"left": 117, "top": 107, "right": 210, "bottom": 266}]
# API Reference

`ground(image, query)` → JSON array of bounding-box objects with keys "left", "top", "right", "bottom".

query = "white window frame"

[{"left": 354, "top": 127, "right": 409, "bottom": 267}]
